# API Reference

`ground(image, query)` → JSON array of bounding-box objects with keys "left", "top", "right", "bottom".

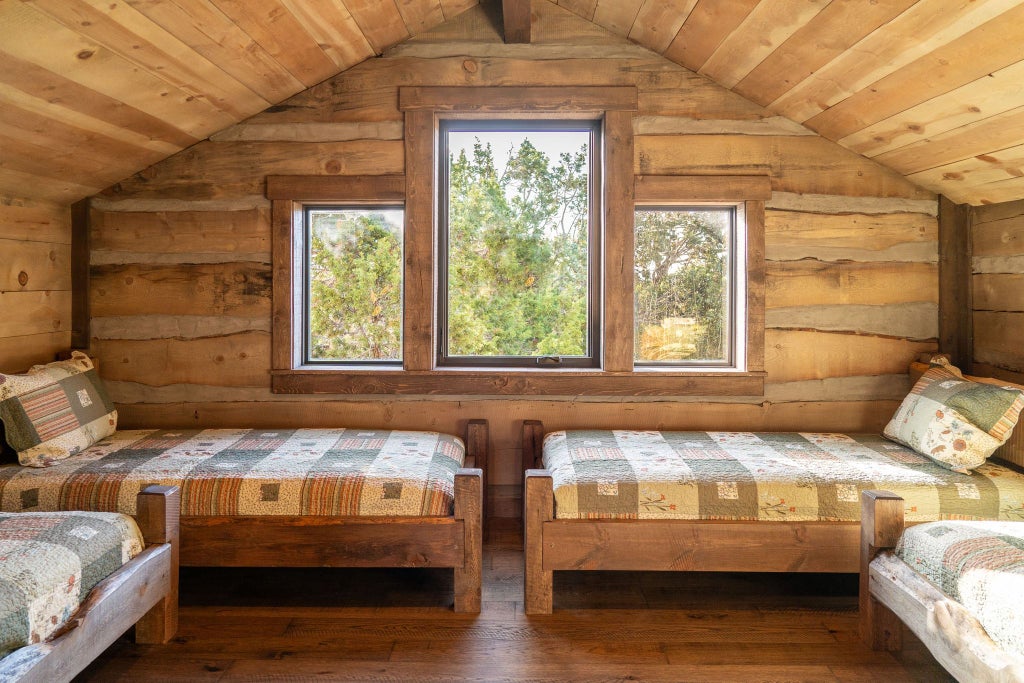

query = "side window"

[
  {"left": 304, "top": 205, "right": 403, "bottom": 364},
  {"left": 634, "top": 205, "right": 744, "bottom": 368},
  {"left": 437, "top": 120, "right": 601, "bottom": 368}
]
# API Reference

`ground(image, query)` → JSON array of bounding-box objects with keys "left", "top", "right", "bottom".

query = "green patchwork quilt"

[
  {"left": 0, "top": 510, "right": 143, "bottom": 658},
  {"left": 0, "top": 428, "right": 465, "bottom": 517},
  {"left": 543, "top": 431, "right": 1024, "bottom": 521},
  {"left": 896, "top": 520, "right": 1024, "bottom": 659}
]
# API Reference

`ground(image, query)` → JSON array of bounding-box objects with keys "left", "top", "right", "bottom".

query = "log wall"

[
  {"left": 972, "top": 198, "right": 1024, "bottom": 384},
  {"left": 87, "top": 3, "right": 938, "bottom": 516},
  {"left": 0, "top": 197, "right": 71, "bottom": 372}
]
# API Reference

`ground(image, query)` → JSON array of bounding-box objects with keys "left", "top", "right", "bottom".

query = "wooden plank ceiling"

[
  {"left": 1, "top": 0, "right": 1023, "bottom": 207},
  {"left": 0, "top": 0, "right": 475, "bottom": 205},
  {"left": 559, "top": 0, "right": 1024, "bottom": 206}
]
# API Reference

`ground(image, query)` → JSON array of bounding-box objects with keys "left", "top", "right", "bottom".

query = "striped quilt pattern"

[
  {"left": 543, "top": 430, "right": 1024, "bottom": 521},
  {"left": 0, "top": 428, "right": 465, "bottom": 518},
  {"left": 18, "top": 384, "right": 77, "bottom": 442}
]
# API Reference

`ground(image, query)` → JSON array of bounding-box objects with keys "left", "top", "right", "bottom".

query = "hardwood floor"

[{"left": 78, "top": 520, "right": 953, "bottom": 682}]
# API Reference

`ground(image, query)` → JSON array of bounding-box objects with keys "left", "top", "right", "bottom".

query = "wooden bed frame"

[
  {"left": 0, "top": 485, "right": 179, "bottom": 683},
  {"left": 175, "top": 419, "right": 487, "bottom": 613},
  {"left": 522, "top": 420, "right": 861, "bottom": 613},
  {"left": 861, "top": 491, "right": 1024, "bottom": 682},
  {"left": 521, "top": 364, "right": 1024, "bottom": 613}
]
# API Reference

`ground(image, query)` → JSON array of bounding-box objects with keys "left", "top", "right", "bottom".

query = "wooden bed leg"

[
  {"left": 860, "top": 490, "right": 904, "bottom": 651},
  {"left": 466, "top": 419, "right": 489, "bottom": 539},
  {"left": 134, "top": 485, "right": 180, "bottom": 644},
  {"left": 522, "top": 420, "right": 544, "bottom": 470},
  {"left": 453, "top": 468, "right": 483, "bottom": 614},
  {"left": 524, "top": 469, "right": 553, "bottom": 615}
]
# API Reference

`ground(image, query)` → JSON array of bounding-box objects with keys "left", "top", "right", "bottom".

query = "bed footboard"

[
  {"left": 524, "top": 469, "right": 554, "bottom": 615},
  {"left": 453, "top": 467, "right": 483, "bottom": 613},
  {"left": 135, "top": 485, "right": 181, "bottom": 644},
  {"left": 859, "top": 490, "right": 905, "bottom": 651}
]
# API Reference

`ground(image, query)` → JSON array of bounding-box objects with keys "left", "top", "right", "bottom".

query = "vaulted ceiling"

[{"left": 1, "top": 0, "right": 1022, "bottom": 207}]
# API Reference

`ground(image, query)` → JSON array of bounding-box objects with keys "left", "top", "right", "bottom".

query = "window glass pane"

[
  {"left": 306, "top": 207, "right": 403, "bottom": 363},
  {"left": 634, "top": 208, "right": 732, "bottom": 364},
  {"left": 444, "top": 125, "right": 593, "bottom": 361}
]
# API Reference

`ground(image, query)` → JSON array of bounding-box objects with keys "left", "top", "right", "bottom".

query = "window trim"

[
  {"left": 634, "top": 175, "right": 767, "bottom": 379},
  {"left": 436, "top": 118, "right": 603, "bottom": 369},
  {"left": 267, "top": 175, "right": 406, "bottom": 374}
]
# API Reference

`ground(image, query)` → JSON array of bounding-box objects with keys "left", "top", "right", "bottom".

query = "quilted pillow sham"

[
  {"left": 884, "top": 357, "right": 1024, "bottom": 473},
  {"left": 0, "top": 352, "right": 117, "bottom": 467}
]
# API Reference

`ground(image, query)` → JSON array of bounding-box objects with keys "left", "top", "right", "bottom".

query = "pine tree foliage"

[
  {"left": 446, "top": 139, "right": 590, "bottom": 357},
  {"left": 308, "top": 210, "right": 402, "bottom": 361}
]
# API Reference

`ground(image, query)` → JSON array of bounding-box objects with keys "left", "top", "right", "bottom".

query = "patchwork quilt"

[
  {"left": 0, "top": 510, "right": 143, "bottom": 658},
  {"left": 543, "top": 431, "right": 1024, "bottom": 521},
  {"left": 0, "top": 428, "right": 465, "bottom": 517},
  {"left": 896, "top": 520, "right": 1024, "bottom": 659}
]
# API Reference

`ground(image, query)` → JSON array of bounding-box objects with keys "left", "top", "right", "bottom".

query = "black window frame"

[
  {"left": 301, "top": 203, "right": 405, "bottom": 367},
  {"left": 633, "top": 204, "right": 741, "bottom": 369},
  {"left": 435, "top": 118, "right": 604, "bottom": 369}
]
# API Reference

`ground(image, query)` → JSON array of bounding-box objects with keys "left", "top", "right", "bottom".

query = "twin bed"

[
  {"left": 0, "top": 422, "right": 487, "bottom": 614},
  {"left": 0, "top": 352, "right": 487, "bottom": 680},
  {"left": 0, "top": 485, "right": 178, "bottom": 682},
  {"left": 521, "top": 361, "right": 1024, "bottom": 680},
  {"left": 523, "top": 423, "right": 1024, "bottom": 613},
  {"left": 522, "top": 362, "right": 1024, "bottom": 617}
]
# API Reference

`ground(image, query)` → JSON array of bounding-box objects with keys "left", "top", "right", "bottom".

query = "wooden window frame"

[
  {"left": 267, "top": 89, "right": 765, "bottom": 396},
  {"left": 634, "top": 175, "right": 767, "bottom": 380},
  {"left": 268, "top": 174, "right": 407, "bottom": 375}
]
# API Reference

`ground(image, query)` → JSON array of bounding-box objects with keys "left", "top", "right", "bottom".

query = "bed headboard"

[{"left": 909, "top": 361, "right": 1024, "bottom": 470}]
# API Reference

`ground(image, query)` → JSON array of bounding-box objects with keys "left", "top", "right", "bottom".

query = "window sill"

[{"left": 270, "top": 369, "right": 765, "bottom": 397}]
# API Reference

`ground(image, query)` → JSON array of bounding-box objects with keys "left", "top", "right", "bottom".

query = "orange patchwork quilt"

[{"left": 0, "top": 428, "right": 465, "bottom": 517}]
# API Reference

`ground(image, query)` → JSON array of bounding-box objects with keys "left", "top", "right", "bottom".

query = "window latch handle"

[{"left": 537, "top": 356, "right": 562, "bottom": 366}]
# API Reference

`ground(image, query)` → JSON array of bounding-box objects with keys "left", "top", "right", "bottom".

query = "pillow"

[
  {"left": 884, "top": 357, "right": 1024, "bottom": 473},
  {"left": 0, "top": 352, "right": 117, "bottom": 467}
]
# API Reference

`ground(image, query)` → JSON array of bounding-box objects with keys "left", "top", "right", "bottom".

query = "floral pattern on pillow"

[{"left": 884, "top": 358, "right": 1024, "bottom": 473}]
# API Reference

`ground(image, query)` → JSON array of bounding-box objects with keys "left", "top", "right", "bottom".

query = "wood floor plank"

[
  {"left": 218, "top": 659, "right": 841, "bottom": 682},
  {"left": 76, "top": 522, "right": 954, "bottom": 682}
]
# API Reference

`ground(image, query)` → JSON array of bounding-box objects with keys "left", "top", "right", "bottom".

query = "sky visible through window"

[
  {"left": 448, "top": 130, "right": 590, "bottom": 176},
  {"left": 448, "top": 130, "right": 590, "bottom": 234}
]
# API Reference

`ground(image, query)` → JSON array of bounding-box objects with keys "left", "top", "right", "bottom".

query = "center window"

[{"left": 437, "top": 120, "right": 601, "bottom": 368}]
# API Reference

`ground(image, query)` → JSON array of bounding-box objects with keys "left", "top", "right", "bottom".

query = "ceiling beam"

[{"left": 502, "top": 0, "right": 531, "bottom": 43}]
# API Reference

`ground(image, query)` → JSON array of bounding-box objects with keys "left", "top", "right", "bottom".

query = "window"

[
  {"left": 437, "top": 120, "right": 601, "bottom": 368},
  {"left": 304, "top": 205, "right": 403, "bottom": 364},
  {"left": 634, "top": 205, "right": 744, "bottom": 368},
  {"left": 267, "top": 88, "right": 766, "bottom": 396}
]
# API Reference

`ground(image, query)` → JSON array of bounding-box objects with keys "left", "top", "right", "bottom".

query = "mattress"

[
  {"left": 0, "top": 510, "right": 143, "bottom": 657},
  {"left": 542, "top": 430, "right": 1024, "bottom": 521},
  {"left": 896, "top": 520, "right": 1024, "bottom": 659},
  {"left": 0, "top": 428, "right": 465, "bottom": 518}
]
